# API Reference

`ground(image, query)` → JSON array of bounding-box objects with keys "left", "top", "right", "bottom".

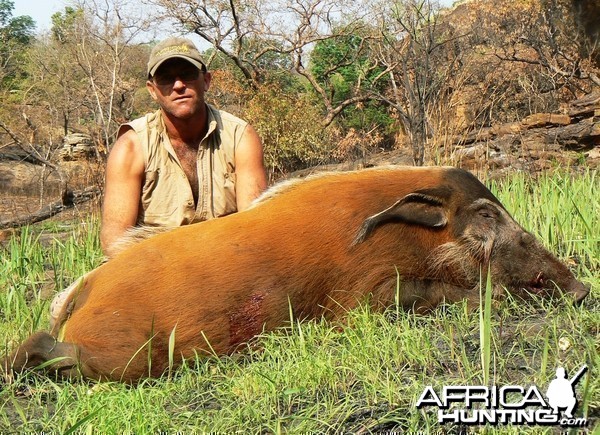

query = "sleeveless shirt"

[{"left": 123, "top": 105, "right": 246, "bottom": 227}]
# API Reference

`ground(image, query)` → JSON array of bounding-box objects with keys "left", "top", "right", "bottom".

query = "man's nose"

[{"left": 172, "top": 78, "right": 186, "bottom": 88}]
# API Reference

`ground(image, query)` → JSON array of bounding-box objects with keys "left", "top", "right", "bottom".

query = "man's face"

[{"left": 146, "top": 58, "right": 211, "bottom": 120}]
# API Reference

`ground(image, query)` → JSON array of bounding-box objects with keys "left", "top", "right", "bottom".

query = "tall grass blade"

[
  {"left": 168, "top": 323, "right": 177, "bottom": 380},
  {"left": 121, "top": 333, "right": 157, "bottom": 382},
  {"left": 63, "top": 408, "right": 101, "bottom": 435},
  {"left": 395, "top": 266, "right": 402, "bottom": 319},
  {"left": 479, "top": 266, "right": 493, "bottom": 386}
]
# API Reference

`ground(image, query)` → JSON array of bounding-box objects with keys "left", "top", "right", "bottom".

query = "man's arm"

[
  {"left": 100, "top": 128, "right": 145, "bottom": 257},
  {"left": 235, "top": 124, "right": 268, "bottom": 211}
]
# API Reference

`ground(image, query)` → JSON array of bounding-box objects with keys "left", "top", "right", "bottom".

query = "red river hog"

[{"left": 2, "top": 166, "right": 590, "bottom": 382}]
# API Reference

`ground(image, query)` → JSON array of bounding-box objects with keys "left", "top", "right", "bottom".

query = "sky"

[
  {"left": 13, "top": 0, "right": 457, "bottom": 34},
  {"left": 13, "top": 0, "right": 70, "bottom": 32}
]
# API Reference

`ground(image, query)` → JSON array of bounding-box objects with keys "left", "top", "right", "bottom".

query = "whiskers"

[{"left": 427, "top": 234, "right": 495, "bottom": 288}]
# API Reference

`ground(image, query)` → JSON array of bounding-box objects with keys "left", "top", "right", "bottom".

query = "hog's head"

[
  {"left": 431, "top": 197, "right": 590, "bottom": 304},
  {"left": 353, "top": 170, "right": 590, "bottom": 306}
]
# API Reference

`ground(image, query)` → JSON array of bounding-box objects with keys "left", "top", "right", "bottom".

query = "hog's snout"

[
  {"left": 551, "top": 265, "right": 591, "bottom": 305},
  {"left": 524, "top": 270, "right": 590, "bottom": 305},
  {"left": 571, "top": 280, "right": 590, "bottom": 305}
]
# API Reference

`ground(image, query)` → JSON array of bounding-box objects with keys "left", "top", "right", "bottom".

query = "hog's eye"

[{"left": 479, "top": 210, "right": 494, "bottom": 219}]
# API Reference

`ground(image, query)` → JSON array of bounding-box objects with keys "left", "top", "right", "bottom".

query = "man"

[
  {"left": 50, "top": 37, "right": 267, "bottom": 327},
  {"left": 101, "top": 37, "right": 267, "bottom": 256}
]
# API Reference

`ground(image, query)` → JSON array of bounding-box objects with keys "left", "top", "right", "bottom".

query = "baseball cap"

[{"left": 147, "top": 37, "right": 206, "bottom": 77}]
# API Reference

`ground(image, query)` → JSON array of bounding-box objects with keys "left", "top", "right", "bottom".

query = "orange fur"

[{"left": 64, "top": 167, "right": 454, "bottom": 380}]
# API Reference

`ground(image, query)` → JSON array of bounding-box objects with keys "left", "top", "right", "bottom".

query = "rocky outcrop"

[
  {"left": 0, "top": 133, "right": 100, "bottom": 197},
  {"left": 58, "top": 133, "right": 97, "bottom": 161},
  {"left": 0, "top": 161, "right": 63, "bottom": 196},
  {"left": 450, "top": 93, "right": 600, "bottom": 174},
  {"left": 0, "top": 133, "right": 101, "bottom": 227}
]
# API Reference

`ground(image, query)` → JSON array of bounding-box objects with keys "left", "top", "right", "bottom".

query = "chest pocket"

[{"left": 140, "top": 169, "right": 182, "bottom": 226}]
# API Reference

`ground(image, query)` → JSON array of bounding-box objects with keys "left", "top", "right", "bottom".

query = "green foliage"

[
  {"left": 0, "top": 0, "right": 35, "bottom": 44},
  {"left": 50, "top": 7, "right": 84, "bottom": 44},
  {"left": 0, "top": 0, "right": 35, "bottom": 88},
  {"left": 310, "top": 32, "right": 394, "bottom": 133},
  {"left": 340, "top": 101, "right": 395, "bottom": 136},
  {"left": 311, "top": 34, "right": 364, "bottom": 100},
  {"left": 0, "top": 14, "right": 34, "bottom": 46}
]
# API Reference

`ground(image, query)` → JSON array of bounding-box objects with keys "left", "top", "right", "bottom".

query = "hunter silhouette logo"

[
  {"left": 546, "top": 365, "right": 587, "bottom": 419},
  {"left": 416, "top": 365, "right": 589, "bottom": 427}
]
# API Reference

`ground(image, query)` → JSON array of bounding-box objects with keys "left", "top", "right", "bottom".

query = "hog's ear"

[{"left": 352, "top": 191, "right": 448, "bottom": 245}]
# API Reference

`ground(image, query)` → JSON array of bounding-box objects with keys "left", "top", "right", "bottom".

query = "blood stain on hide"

[{"left": 229, "top": 293, "right": 265, "bottom": 347}]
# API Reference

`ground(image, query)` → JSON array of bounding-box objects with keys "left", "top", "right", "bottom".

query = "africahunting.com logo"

[{"left": 416, "top": 365, "right": 589, "bottom": 427}]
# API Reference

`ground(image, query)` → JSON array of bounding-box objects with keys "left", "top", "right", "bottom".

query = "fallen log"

[{"left": 0, "top": 186, "right": 101, "bottom": 229}]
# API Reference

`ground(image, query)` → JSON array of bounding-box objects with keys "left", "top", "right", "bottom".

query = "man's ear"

[
  {"left": 203, "top": 71, "right": 212, "bottom": 91},
  {"left": 146, "top": 80, "right": 158, "bottom": 101}
]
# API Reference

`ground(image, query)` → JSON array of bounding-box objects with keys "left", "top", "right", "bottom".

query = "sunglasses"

[{"left": 152, "top": 69, "right": 202, "bottom": 86}]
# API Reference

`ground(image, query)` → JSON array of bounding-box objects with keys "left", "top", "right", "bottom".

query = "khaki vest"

[{"left": 123, "top": 105, "right": 246, "bottom": 227}]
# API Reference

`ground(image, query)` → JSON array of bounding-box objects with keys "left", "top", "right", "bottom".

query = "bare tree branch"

[{"left": 0, "top": 118, "right": 67, "bottom": 190}]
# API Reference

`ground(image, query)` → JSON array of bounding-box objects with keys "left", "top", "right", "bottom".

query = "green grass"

[{"left": 0, "top": 170, "right": 598, "bottom": 433}]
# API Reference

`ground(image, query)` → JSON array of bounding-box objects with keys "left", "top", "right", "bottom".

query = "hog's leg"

[{"left": 2, "top": 332, "right": 89, "bottom": 380}]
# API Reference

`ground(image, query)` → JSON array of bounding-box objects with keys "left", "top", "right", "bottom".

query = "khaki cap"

[{"left": 147, "top": 37, "right": 206, "bottom": 76}]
